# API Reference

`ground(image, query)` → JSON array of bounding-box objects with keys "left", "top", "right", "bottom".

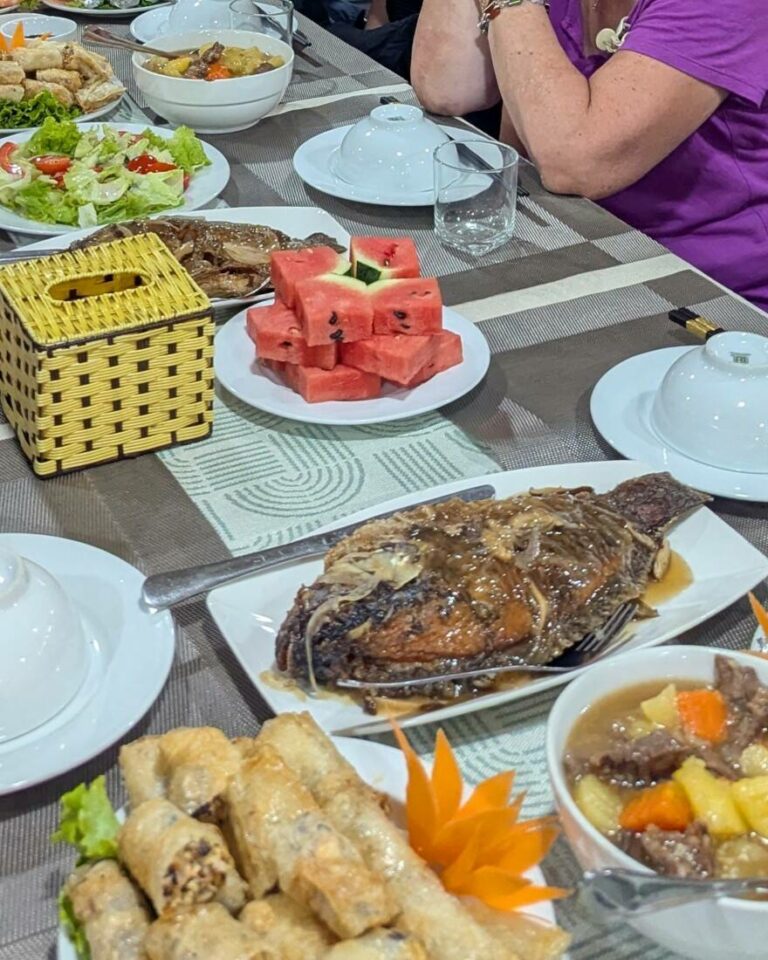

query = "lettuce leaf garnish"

[{"left": 51, "top": 776, "right": 120, "bottom": 865}]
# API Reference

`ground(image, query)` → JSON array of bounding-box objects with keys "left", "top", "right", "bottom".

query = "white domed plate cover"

[{"left": 0, "top": 534, "right": 175, "bottom": 794}]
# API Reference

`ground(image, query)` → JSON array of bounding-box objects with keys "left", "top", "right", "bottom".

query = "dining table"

[{"left": 1, "top": 9, "right": 767, "bottom": 960}]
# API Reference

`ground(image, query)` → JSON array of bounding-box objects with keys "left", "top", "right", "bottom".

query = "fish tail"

[{"left": 600, "top": 472, "right": 711, "bottom": 537}]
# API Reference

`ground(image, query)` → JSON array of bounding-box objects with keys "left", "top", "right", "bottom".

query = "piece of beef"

[
  {"left": 617, "top": 822, "right": 715, "bottom": 879},
  {"left": 570, "top": 730, "right": 691, "bottom": 788},
  {"left": 715, "top": 655, "right": 768, "bottom": 758}
]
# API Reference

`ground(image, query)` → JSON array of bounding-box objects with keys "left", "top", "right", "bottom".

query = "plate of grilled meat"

[{"left": 206, "top": 460, "right": 768, "bottom": 737}]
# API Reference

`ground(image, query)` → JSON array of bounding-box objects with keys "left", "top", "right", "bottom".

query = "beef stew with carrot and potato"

[{"left": 565, "top": 655, "right": 768, "bottom": 879}]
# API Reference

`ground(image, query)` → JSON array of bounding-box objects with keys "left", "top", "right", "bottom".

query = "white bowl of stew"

[
  {"left": 132, "top": 29, "right": 294, "bottom": 134},
  {"left": 547, "top": 645, "right": 768, "bottom": 960}
]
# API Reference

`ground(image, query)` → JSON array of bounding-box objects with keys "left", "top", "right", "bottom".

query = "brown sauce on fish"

[{"left": 643, "top": 550, "right": 693, "bottom": 606}]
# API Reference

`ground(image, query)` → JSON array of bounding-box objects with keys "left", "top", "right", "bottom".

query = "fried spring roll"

[
  {"left": 0, "top": 61, "right": 24, "bottom": 84},
  {"left": 144, "top": 904, "right": 270, "bottom": 960},
  {"left": 65, "top": 860, "right": 151, "bottom": 960},
  {"left": 11, "top": 45, "right": 63, "bottom": 71},
  {"left": 327, "top": 929, "right": 428, "bottom": 960},
  {"left": 120, "top": 736, "right": 165, "bottom": 807},
  {"left": 465, "top": 901, "right": 571, "bottom": 960},
  {"left": 160, "top": 727, "right": 242, "bottom": 821},
  {"left": 36, "top": 67, "right": 83, "bottom": 92},
  {"left": 0, "top": 85, "right": 23, "bottom": 103},
  {"left": 256, "top": 714, "right": 370, "bottom": 805},
  {"left": 226, "top": 744, "right": 395, "bottom": 937},
  {"left": 118, "top": 798, "right": 248, "bottom": 916},
  {"left": 22, "top": 78, "right": 73, "bottom": 107},
  {"left": 323, "top": 790, "right": 513, "bottom": 960},
  {"left": 239, "top": 894, "right": 335, "bottom": 960}
]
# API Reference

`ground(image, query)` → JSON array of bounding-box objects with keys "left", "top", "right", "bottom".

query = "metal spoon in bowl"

[{"left": 580, "top": 868, "right": 768, "bottom": 919}]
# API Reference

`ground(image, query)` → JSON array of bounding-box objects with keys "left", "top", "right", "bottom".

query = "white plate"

[
  {"left": 42, "top": 0, "right": 172, "bottom": 16},
  {"left": 0, "top": 534, "right": 175, "bottom": 794},
  {"left": 20, "top": 205, "right": 350, "bottom": 308},
  {"left": 0, "top": 121, "right": 230, "bottom": 236},
  {"left": 293, "top": 125, "right": 480, "bottom": 207},
  {"left": 590, "top": 347, "right": 768, "bottom": 502},
  {"left": 215, "top": 303, "right": 490, "bottom": 425},
  {"left": 206, "top": 459, "right": 768, "bottom": 737},
  {"left": 130, "top": 2, "right": 299, "bottom": 41},
  {"left": 57, "top": 737, "right": 557, "bottom": 959},
  {"left": 0, "top": 94, "right": 124, "bottom": 137}
]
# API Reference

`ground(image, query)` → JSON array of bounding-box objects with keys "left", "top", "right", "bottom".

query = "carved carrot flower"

[{"left": 393, "top": 723, "right": 568, "bottom": 910}]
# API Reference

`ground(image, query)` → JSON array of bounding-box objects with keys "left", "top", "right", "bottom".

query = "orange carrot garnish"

[
  {"left": 393, "top": 721, "right": 569, "bottom": 912},
  {"left": 619, "top": 781, "right": 693, "bottom": 833},
  {"left": 749, "top": 592, "right": 768, "bottom": 638},
  {"left": 677, "top": 688, "right": 728, "bottom": 743},
  {"left": 10, "top": 22, "right": 24, "bottom": 49}
]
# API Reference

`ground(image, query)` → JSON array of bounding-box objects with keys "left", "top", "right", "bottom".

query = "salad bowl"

[{"left": 0, "top": 121, "right": 230, "bottom": 235}]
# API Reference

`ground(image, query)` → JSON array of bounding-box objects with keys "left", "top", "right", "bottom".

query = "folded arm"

[{"left": 412, "top": 2, "right": 726, "bottom": 200}]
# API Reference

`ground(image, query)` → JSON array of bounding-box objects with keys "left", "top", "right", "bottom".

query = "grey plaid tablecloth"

[{"left": 1, "top": 11, "right": 767, "bottom": 960}]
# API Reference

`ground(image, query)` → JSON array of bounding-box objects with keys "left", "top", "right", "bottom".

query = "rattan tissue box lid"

[{"left": 0, "top": 233, "right": 210, "bottom": 346}]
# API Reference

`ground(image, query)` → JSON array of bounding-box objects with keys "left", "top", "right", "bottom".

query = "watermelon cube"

[
  {"left": 294, "top": 364, "right": 381, "bottom": 403},
  {"left": 340, "top": 334, "right": 435, "bottom": 387},
  {"left": 247, "top": 302, "right": 337, "bottom": 370},
  {"left": 351, "top": 237, "right": 421, "bottom": 283},
  {"left": 295, "top": 275, "right": 373, "bottom": 347},
  {"left": 260, "top": 357, "right": 286, "bottom": 376},
  {"left": 369, "top": 278, "right": 443, "bottom": 336},
  {"left": 403, "top": 331, "right": 464, "bottom": 387},
  {"left": 282, "top": 362, "right": 300, "bottom": 391},
  {"left": 270, "top": 246, "right": 351, "bottom": 309}
]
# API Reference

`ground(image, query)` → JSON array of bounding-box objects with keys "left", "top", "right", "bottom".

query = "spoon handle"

[{"left": 582, "top": 868, "right": 768, "bottom": 919}]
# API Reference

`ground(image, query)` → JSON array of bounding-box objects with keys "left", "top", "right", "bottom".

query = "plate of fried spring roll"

[{"left": 55, "top": 714, "right": 571, "bottom": 960}]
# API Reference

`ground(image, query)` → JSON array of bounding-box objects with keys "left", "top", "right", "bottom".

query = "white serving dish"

[
  {"left": 58, "top": 736, "right": 558, "bottom": 959},
  {"left": 0, "top": 122, "right": 230, "bottom": 236},
  {"left": 1, "top": 13, "right": 77, "bottom": 40},
  {"left": 330, "top": 103, "right": 448, "bottom": 196},
  {"left": 41, "top": 0, "right": 173, "bottom": 17},
  {"left": 132, "top": 29, "right": 293, "bottom": 134},
  {"left": 590, "top": 347, "right": 768, "bottom": 501},
  {"left": 0, "top": 533, "right": 175, "bottom": 794},
  {"left": 0, "top": 546, "right": 88, "bottom": 743},
  {"left": 206, "top": 459, "right": 768, "bottom": 737},
  {"left": 21, "top": 205, "right": 350, "bottom": 310},
  {"left": 650, "top": 331, "right": 768, "bottom": 474},
  {"left": 214, "top": 302, "right": 490, "bottom": 426},
  {"left": 547, "top": 645, "right": 768, "bottom": 960}
]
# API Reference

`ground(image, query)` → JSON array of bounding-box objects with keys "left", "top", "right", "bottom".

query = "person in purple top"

[{"left": 411, "top": 0, "right": 768, "bottom": 310}]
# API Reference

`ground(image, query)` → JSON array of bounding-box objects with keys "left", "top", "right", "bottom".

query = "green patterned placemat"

[{"left": 160, "top": 393, "right": 500, "bottom": 554}]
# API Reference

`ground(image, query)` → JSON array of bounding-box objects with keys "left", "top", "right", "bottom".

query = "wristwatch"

[{"left": 478, "top": 0, "right": 548, "bottom": 34}]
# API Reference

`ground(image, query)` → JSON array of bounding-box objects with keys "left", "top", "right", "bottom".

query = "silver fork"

[{"left": 335, "top": 600, "right": 639, "bottom": 692}]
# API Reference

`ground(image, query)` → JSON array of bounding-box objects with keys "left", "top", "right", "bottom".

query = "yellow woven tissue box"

[{"left": 0, "top": 233, "right": 214, "bottom": 477}]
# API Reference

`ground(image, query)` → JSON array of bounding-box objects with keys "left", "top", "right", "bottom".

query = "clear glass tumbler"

[
  {"left": 229, "top": 0, "right": 294, "bottom": 44},
  {"left": 433, "top": 140, "right": 519, "bottom": 256}
]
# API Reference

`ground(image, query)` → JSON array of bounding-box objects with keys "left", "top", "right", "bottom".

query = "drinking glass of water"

[
  {"left": 433, "top": 140, "right": 519, "bottom": 256},
  {"left": 229, "top": 0, "right": 294, "bottom": 43}
]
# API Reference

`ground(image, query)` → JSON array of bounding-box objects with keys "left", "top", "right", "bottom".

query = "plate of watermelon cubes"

[{"left": 214, "top": 236, "right": 490, "bottom": 425}]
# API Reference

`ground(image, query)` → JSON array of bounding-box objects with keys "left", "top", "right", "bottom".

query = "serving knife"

[{"left": 141, "top": 483, "right": 496, "bottom": 610}]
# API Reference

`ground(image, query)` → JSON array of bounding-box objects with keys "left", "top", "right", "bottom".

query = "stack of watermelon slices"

[{"left": 246, "top": 237, "right": 463, "bottom": 403}]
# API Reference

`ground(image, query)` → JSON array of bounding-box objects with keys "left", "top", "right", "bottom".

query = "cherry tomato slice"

[
  {"left": 0, "top": 142, "right": 20, "bottom": 176},
  {"left": 32, "top": 155, "right": 71, "bottom": 176},
  {"left": 127, "top": 153, "right": 177, "bottom": 175}
]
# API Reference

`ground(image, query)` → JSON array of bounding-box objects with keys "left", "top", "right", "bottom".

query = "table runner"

[{"left": 1, "top": 12, "right": 767, "bottom": 960}]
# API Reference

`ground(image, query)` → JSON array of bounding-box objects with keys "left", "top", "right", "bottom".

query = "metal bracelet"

[{"left": 478, "top": 0, "right": 547, "bottom": 34}]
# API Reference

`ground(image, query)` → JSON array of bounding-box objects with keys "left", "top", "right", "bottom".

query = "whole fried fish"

[{"left": 275, "top": 474, "right": 709, "bottom": 702}]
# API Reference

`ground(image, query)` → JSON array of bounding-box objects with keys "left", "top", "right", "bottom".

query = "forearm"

[
  {"left": 487, "top": 6, "right": 595, "bottom": 192},
  {"left": 411, "top": 0, "right": 500, "bottom": 116}
]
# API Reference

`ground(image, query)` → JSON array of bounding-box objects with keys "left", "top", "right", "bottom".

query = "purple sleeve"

[{"left": 620, "top": 0, "right": 768, "bottom": 107}]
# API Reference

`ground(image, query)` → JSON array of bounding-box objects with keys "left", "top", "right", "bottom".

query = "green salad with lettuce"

[
  {"left": 0, "top": 118, "right": 211, "bottom": 227},
  {"left": 52, "top": 776, "right": 121, "bottom": 960}
]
